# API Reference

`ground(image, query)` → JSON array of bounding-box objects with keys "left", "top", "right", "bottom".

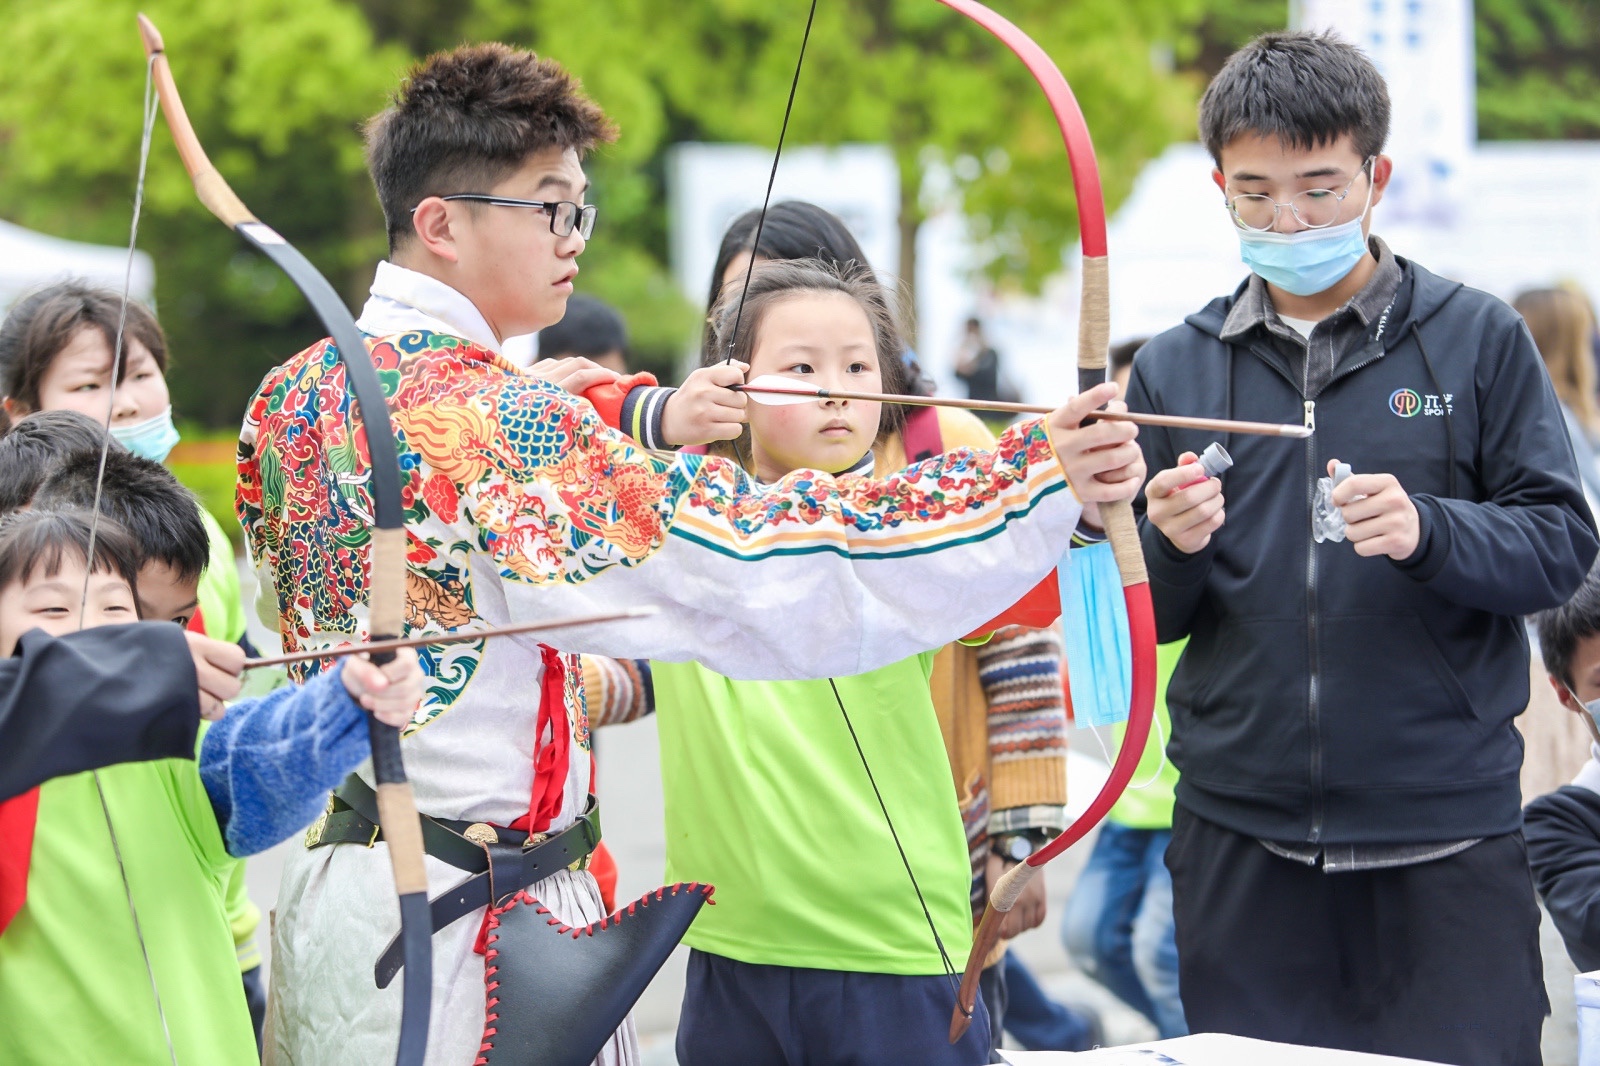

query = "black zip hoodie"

[{"left": 1126, "top": 256, "right": 1600, "bottom": 845}]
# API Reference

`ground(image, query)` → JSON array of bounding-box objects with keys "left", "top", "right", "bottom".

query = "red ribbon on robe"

[
  {"left": 476, "top": 645, "right": 574, "bottom": 954},
  {"left": 508, "top": 645, "right": 571, "bottom": 837}
]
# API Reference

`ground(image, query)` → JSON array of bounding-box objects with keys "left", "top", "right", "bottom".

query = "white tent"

[{"left": 0, "top": 217, "right": 154, "bottom": 311}]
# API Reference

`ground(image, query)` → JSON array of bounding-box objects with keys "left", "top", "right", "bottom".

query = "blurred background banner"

[
  {"left": 0, "top": 219, "right": 153, "bottom": 310},
  {"left": 1296, "top": 0, "right": 1475, "bottom": 227}
]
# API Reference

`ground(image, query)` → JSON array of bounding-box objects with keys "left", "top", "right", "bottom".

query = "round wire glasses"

[{"left": 1226, "top": 158, "right": 1374, "bottom": 231}]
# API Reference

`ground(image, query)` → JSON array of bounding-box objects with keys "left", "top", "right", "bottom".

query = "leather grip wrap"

[
  {"left": 367, "top": 526, "right": 407, "bottom": 665},
  {"left": 377, "top": 781, "right": 430, "bottom": 895}
]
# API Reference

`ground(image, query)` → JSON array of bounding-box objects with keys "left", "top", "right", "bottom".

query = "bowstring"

[
  {"left": 83, "top": 52, "right": 178, "bottom": 1066},
  {"left": 721, "top": 0, "right": 818, "bottom": 364},
  {"left": 829, "top": 679, "right": 962, "bottom": 996},
  {"left": 726, "top": 0, "right": 961, "bottom": 1003}
]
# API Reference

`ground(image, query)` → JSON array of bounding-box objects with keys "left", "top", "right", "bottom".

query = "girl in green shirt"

[{"left": 656, "top": 260, "right": 992, "bottom": 1064}]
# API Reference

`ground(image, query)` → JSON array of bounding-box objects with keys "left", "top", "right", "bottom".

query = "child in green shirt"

[{"left": 656, "top": 259, "right": 1097, "bottom": 1064}]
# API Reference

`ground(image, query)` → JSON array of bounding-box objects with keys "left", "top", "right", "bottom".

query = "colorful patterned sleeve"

[
  {"left": 976, "top": 625, "right": 1068, "bottom": 832},
  {"left": 579, "top": 655, "right": 654, "bottom": 727},
  {"left": 241, "top": 333, "right": 1083, "bottom": 685}
]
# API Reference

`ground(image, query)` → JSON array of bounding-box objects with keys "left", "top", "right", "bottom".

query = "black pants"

[
  {"left": 979, "top": 961, "right": 1006, "bottom": 1062},
  {"left": 242, "top": 965, "right": 266, "bottom": 1054},
  {"left": 676, "top": 949, "right": 992, "bottom": 1066},
  {"left": 1166, "top": 806, "right": 1548, "bottom": 1066}
]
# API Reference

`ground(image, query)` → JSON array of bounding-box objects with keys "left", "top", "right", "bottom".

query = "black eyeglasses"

[{"left": 416, "top": 194, "right": 598, "bottom": 239}]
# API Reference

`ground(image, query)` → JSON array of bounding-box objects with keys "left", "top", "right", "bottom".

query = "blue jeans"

[
  {"left": 1061, "top": 823, "right": 1187, "bottom": 1039},
  {"left": 997, "top": 951, "right": 1098, "bottom": 1051}
]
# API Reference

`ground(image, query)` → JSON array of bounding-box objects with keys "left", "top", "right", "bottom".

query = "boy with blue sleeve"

[{"left": 0, "top": 498, "right": 423, "bottom": 1062}]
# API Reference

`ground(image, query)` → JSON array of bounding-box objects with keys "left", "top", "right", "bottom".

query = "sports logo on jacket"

[{"left": 1389, "top": 388, "right": 1453, "bottom": 418}]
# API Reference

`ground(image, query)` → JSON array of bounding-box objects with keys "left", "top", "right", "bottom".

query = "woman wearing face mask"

[
  {"left": 0, "top": 283, "right": 247, "bottom": 640},
  {"left": 0, "top": 279, "right": 269, "bottom": 1044}
]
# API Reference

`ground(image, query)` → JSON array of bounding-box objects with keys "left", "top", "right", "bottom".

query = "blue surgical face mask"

[
  {"left": 1234, "top": 180, "right": 1375, "bottom": 297},
  {"left": 110, "top": 405, "right": 181, "bottom": 463}
]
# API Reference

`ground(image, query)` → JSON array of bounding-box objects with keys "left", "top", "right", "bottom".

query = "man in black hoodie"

[{"left": 1126, "top": 31, "right": 1599, "bottom": 1066}]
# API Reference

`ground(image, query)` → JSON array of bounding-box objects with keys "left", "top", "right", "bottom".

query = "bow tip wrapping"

[{"left": 136, "top": 13, "right": 164, "bottom": 56}]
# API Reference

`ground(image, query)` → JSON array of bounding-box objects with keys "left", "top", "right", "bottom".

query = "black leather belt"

[{"left": 306, "top": 773, "right": 602, "bottom": 988}]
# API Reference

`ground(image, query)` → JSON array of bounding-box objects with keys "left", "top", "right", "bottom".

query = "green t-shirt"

[
  {"left": 653, "top": 654, "right": 973, "bottom": 975},
  {"left": 0, "top": 759, "right": 256, "bottom": 1064},
  {"left": 1106, "top": 640, "right": 1185, "bottom": 830},
  {"left": 197, "top": 507, "right": 246, "bottom": 644}
]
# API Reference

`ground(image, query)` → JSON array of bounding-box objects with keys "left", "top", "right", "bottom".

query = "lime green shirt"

[
  {"left": 1106, "top": 640, "right": 1185, "bottom": 830},
  {"left": 0, "top": 759, "right": 256, "bottom": 1064},
  {"left": 653, "top": 654, "right": 973, "bottom": 975},
  {"left": 197, "top": 508, "right": 246, "bottom": 644},
  {"left": 194, "top": 509, "right": 262, "bottom": 973}
]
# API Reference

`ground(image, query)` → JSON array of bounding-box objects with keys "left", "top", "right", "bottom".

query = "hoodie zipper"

[{"left": 1304, "top": 373, "right": 1324, "bottom": 844}]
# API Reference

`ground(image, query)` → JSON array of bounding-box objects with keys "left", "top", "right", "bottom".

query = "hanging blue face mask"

[
  {"left": 110, "top": 405, "right": 181, "bottom": 463},
  {"left": 1058, "top": 540, "right": 1131, "bottom": 728}
]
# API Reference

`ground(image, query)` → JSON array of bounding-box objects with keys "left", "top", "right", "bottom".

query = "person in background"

[
  {"left": 1060, "top": 339, "right": 1188, "bottom": 1041},
  {"left": 0, "top": 409, "right": 116, "bottom": 512},
  {"left": 539, "top": 293, "right": 629, "bottom": 373},
  {"left": 1527, "top": 564, "right": 1600, "bottom": 973},
  {"left": 954, "top": 316, "right": 1017, "bottom": 406},
  {"left": 0, "top": 508, "right": 424, "bottom": 1064},
  {"left": 1515, "top": 287, "right": 1600, "bottom": 513},
  {"left": 0, "top": 280, "right": 268, "bottom": 1042},
  {"left": 1511, "top": 287, "right": 1599, "bottom": 804}
]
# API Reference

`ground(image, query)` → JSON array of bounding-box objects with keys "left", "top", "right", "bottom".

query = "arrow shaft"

[
  {"left": 737, "top": 383, "right": 1311, "bottom": 439},
  {"left": 245, "top": 608, "right": 658, "bottom": 670}
]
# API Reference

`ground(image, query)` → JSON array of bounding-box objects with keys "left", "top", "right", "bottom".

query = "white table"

[{"left": 999, "top": 1033, "right": 1446, "bottom": 1065}]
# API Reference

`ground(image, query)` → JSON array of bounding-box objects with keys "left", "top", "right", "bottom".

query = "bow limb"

[
  {"left": 934, "top": 0, "right": 1157, "bottom": 1042},
  {"left": 136, "top": 16, "right": 432, "bottom": 1066}
]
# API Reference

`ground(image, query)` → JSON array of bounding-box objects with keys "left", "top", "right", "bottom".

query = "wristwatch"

[{"left": 993, "top": 831, "right": 1051, "bottom": 863}]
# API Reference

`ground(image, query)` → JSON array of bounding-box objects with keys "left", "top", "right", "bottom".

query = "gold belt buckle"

[
  {"left": 303, "top": 795, "right": 336, "bottom": 848},
  {"left": 464, "top": 823, "right": 499, "bottom": 846}
]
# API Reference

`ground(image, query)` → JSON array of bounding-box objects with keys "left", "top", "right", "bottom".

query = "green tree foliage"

[
  {"left": 1477, "top": 0, "right": 1600, "bottom": 140},
  {"left": 1182, "top": 0, "right": 1600, "bottom": 142},
  {"left": 0, "top": 0, "right": 1211, "bottom": 423},
  {"left": 0, "top": 0, "right": 403, "bottom": 427},
  {"left": 472, "top": 0, "right": 1206, "bottom": 330}
]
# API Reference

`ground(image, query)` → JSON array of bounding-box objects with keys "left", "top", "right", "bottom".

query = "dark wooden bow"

[{"left": 137, "top": 15, "right": 432, "bottom": 1064}]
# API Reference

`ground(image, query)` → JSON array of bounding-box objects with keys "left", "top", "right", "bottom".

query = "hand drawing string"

[
  {"left": 722, "top": 0, "right": 818, "bottom": 364},
  {"left": 88, "top": 52, "right": 179, "bottom": 1066}
]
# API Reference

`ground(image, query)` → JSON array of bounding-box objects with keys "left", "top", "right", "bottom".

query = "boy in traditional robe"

[{"left": 243, "top": 42, "right": 1146, "bottom": 1066}]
